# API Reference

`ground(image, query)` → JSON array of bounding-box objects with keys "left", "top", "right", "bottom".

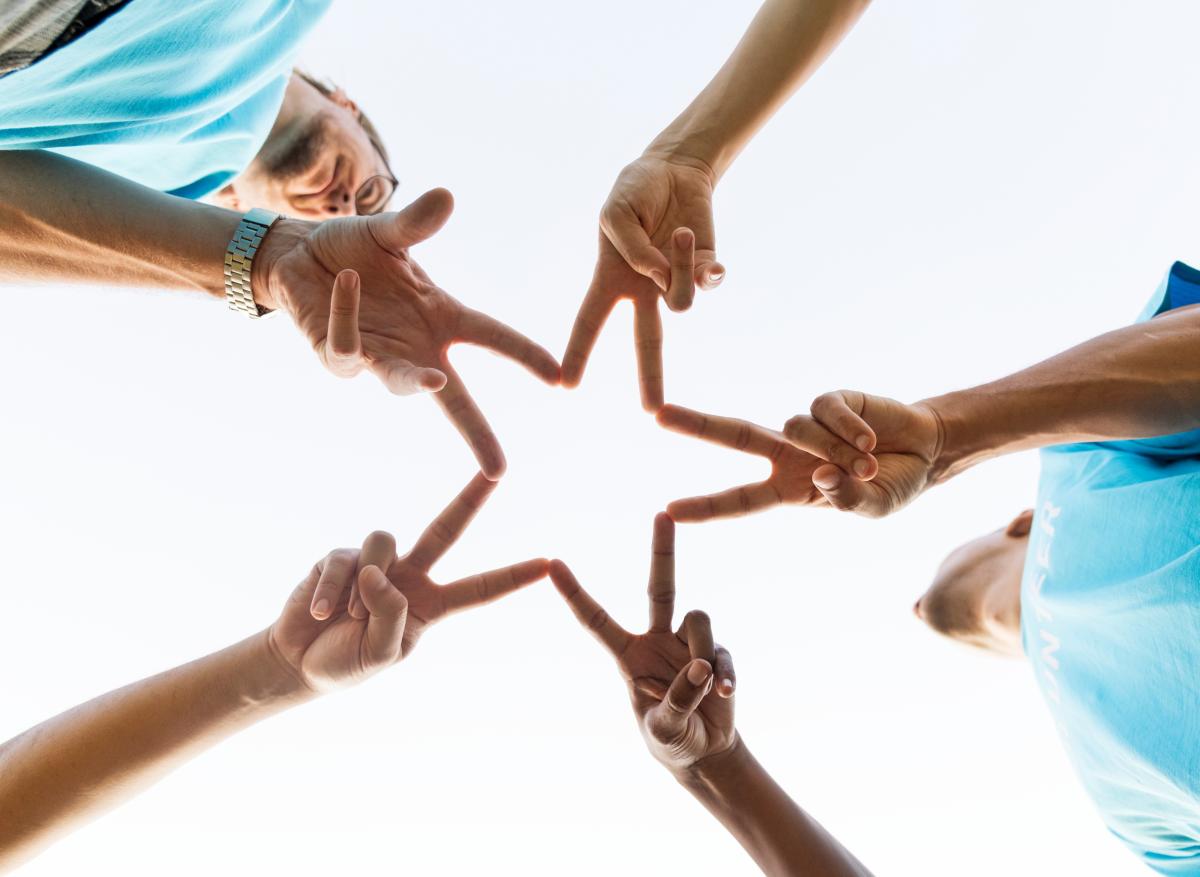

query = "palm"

[
  {"left": 791, "top": 392, "right": 943, "bottom": 518},
  {"left": 269, "top": 473, "right": 549, "bottom": 693},
  {"left": 604, "top": 156, "right": 717, "bottom": 266},
  {"left": 620, "top": 633, "right": 735, "bottom": 768},
  {"left": 550, "top": 514, "right": 738, "bottom": 773},
  {"left": 262, "top": 189, "right": 560, "bottom": 478},
  {"left": 562, "top": 156, "right": 721, "bottom": 411}
]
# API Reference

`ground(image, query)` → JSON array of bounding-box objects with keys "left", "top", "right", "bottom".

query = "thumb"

[
  {"left": 647, "top": 659, "right": 712, "bottom": 741},
  {"left": 373, "top": 359, "right": 448, "bottom": 396},
  {"left": 812, "top": 464, "right": 881, "bottom": 516},
  {"left": 601, "top": 203, "right": 671, "bottom": 292},
  {"left": 358, "top": 565, "right": 409, "bottom": 667},
  {"left": 368, "top": 187, "right": 454, "bottom": 252}
]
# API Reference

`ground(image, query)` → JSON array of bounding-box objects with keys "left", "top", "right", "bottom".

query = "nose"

[{"left": 321, "top": 187, "right": 355, "bottom": 217}]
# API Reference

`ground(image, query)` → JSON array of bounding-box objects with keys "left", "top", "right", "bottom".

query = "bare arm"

[
  {"left": 0, "top": 631, "right": 308, "bottom": 872},
  {"left": 680, "top": 740, "right": 872, "bottom": 877},
  {"left": 927, "top": 304, "right": 1200, "bottom": 477},
  {"left": 0, "top": 151, "right": 560, "bottom": 477},
  {"left": 0, "top": 149, "right": 239, "bottom": 295},
  {"left": 563, "top": 0, "right": 872, "bottom": 405},
  {"left": 778, "top": 304, "right": 1200, "bottom": 517},
  {"left": 0, "top": 475, "right": 546, "bottom": 873},
  {"left": 549, "top": 515, "right": 872, "bottom": 876},
  {"left": 651, "top": 0, "right": 873, "bottom": 179}
]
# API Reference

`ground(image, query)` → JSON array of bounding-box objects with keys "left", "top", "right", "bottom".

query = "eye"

[{"left": 356, "top": 175, "right": 394, "bottom": 215}]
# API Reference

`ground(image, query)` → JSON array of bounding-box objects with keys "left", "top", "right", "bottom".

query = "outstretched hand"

[
  {"left": 268, "top": 472, "right": 548, "bottom": 693},
  {"left": 656, "top": 403, "right": 878, "bottom": 522},
  {"left": 549, "top": 514, "right": 736, "bottom": 773},
  {"left": 562, "top": 155, "right": 725, "bottom": 411},
  {"left": 258, "top": 188, "right": 561, "bottom": 479},
  {"left": 784, "top": 390, "right": 943, "bottom": 518}
]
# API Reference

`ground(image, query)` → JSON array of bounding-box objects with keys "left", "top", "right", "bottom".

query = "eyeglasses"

[{"left": 354, "top": 169, "right": 398, "bottom": 216}]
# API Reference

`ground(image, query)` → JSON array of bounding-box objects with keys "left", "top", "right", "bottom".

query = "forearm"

[
  {"left": 0, "top": 629, "right": 310, "bottom": 872},
  {"left": 0, "top": 150, "right": 244, "bottom": 298},
  {"left": 926, "top": 305, "right": 1200, "bottom": 479},
  {"left": 649, "top": 0, "right": 871, "bottom": 177},
  {"left": 677, "top": 738, "right": 872, "bottom": 877}
]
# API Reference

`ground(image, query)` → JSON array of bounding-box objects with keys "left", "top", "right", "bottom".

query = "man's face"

[
  {"left": 913, "top": 509, "right": 1034, "bottom": 656},
  {"left": 215, "top": 74, "right": 393, "bottom": 219}
]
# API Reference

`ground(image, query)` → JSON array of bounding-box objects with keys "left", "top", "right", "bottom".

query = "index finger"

[
  {"left": 456, "top": 307, "right": 561, "bottom": 385},
  {"left": 647, "top": 512, "right": 675, "bottom": 632},
  {"left": 562, "top": 281, "right": 618, "bottom": 389},
  {"left": 634, "top": 297, "right": 664, "bottom": 412},
  {"left": 440, "top": 557, "right": 549, "bottom": 614},
  {"left": 407, "top": 471, "right": 497, "bottom": 570},
  {"left": 666, "top": 480, "right": 787, "bottom": 523},
  {"left": 549, "top": 559, "right": 633, "bottom": 657},
  {"left": 656, "top": 404, "right": 784, "bottom": 461},
  {"left": 432, "top": 364, "right": 506, "bottom": 480}
]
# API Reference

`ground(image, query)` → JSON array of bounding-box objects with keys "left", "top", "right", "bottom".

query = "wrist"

[
  {"left": 248, "top": 216, "right": 313, "bottom": 313},
  {"left": 674, "top": 733, "right": 750, "bottom": 790},
  {"left": 920, "top": 389, "right": 1004, "bottom": 484},
  {"left": 238, "top": 628, "right": 319, "bottom": 707},
  {"left": 645, "top": 126, "right": 724, "bottom": 185}
]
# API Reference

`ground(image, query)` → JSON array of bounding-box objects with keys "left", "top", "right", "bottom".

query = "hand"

[
  {"left": 783, "top": 390, "right": 944, "bottom": 518},
  {"left": 562, "top": 154, "right": 725, "bottom": 411},
  {"left": 257, "top": 188, "right": 561, "bottom": 479},
  {"left": 656, "top": 403, "right": 878, "bottom": 522},
  {"left": 267, "top": 472, "right": 548, "bottom": 693},
  {"left": 549, "top": 514, "right": 737, "bottom": 773}
]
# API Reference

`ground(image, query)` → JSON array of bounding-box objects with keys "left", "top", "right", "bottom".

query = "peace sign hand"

[
  {"left": 549, "top": 514, "right": 736, "bottom": 774},
  {"left": 259, "top": 188, "right": 561, "bottom": 479},
  {"left": 267, "top": 472, "right": 548, "bottom": 693},
  {"left": 656, "top": 404, "right": 878, "bottom": 523}
]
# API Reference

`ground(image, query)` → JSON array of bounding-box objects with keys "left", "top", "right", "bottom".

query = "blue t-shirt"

[
  {"left": 1022, "top": 261, "right": 1200, "bottom": 874},
  {"left": 0, "top": 0, "right": 331, "bottom": 198}
]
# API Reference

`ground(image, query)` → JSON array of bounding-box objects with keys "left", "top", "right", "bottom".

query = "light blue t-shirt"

[
  {"left": 1022, "top": 261, "right": 1200, "bottom": 874},
  {"left": 0, "top": 0, "right": 332, "bottom": 198}
]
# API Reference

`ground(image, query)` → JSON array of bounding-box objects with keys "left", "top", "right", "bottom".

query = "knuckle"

[
  {"left": 586, "top": 607, "right": 612, "bottom": 633},
  {"left": 733, "top": 424, "right": 752, "bottom": 451}
]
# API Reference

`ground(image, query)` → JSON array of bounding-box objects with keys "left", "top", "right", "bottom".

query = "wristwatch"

[{"left": 224, "top": 207, "right": 280, "bottom": 319}]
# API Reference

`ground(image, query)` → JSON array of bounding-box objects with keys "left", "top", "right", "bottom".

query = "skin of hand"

[
  {"left": 655, "top": 403, "right": 878, "bottom": 523},
  {"left": 270, "top": 471, "right": 549, "bottom": 692},
  {"left": 561, "top": 157, "right": 723, "bottom": 413},
  {"left": 255, "top": 188, "right": 561, "bottom": 479},
  {"left": 783, "top": 390, "right": 945, "bottom": 518},
  {"left": 548, "top": 513, "right": 737, "bottom": 772}
]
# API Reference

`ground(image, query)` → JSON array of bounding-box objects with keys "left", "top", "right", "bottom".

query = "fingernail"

[
  {"left": 650, "top": 270, "right": 668, "bottom": 291},
  {"left": 687, "top": 660, "right": 710, "bottom": 686},
  {"left": 312, "top": 598, "right": 330, "bottom": 619},
  {"left": 719, "top": 680, "right": 735, "bottom": 697},
  {"left": 856, "top": 435, "right": 871, "bottom": 451},
  {"left": 708, "top": 269, "right": 724, "bottom": 285},
  {"left": 853, "top": 458, "right": 871, "bottom": 478},
  {"left": 814, "top": 469, "right": 841, "bottom": 489}
]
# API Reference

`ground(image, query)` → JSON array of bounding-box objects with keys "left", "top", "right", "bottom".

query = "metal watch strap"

[{"left": 224, "top": 207, "right": 280, "bottom": 319}]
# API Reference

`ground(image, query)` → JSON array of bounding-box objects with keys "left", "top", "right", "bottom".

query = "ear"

[
  {"left": 211, "top": 182, "right": 241, "bottom": 211},
  {"left": 327, "top": 87, "right": 359, "bottom": 115},
  {"left": 1005, "top": 508, "right": 1035, "bottom": 538}
]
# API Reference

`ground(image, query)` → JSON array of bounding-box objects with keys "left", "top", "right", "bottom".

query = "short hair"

[{"left": 293, "top": 69, "right": 390, "bottom": 166}]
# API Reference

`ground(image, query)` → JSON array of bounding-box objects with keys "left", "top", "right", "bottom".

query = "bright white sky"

[{"left": 4, "top": 2, "right": 1200, "bottom": 875}]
